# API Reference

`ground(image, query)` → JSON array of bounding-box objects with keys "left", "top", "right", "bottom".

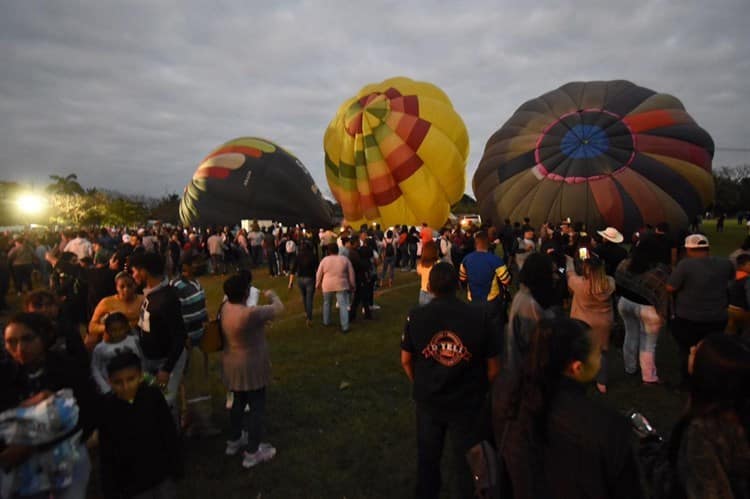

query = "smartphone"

[{"left": 578, "top": 247, "right": 589, "bottom": 260}]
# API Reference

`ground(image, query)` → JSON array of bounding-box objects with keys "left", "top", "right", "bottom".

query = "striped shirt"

[{"left": 169, "top": 277, "right": 208, "bottom": 342}]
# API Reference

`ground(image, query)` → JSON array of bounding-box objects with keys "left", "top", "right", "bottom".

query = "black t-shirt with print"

[{"left": 401, "top": 295, "right": 498, "bottom": 413}]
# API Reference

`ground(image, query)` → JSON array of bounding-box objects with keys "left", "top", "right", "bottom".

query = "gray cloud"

[{"left": 1, "top": 0, "right": 748, "bottom": 200}]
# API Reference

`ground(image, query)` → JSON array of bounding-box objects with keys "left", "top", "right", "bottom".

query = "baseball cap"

[{"left": 684, "top": 234, "right": 709, "bottom": 249}]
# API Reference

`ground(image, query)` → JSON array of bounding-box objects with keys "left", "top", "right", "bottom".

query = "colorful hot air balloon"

[
  {"left": 179, "top": 137, "right": 332, "bottom": 228},
  {"left": 473, "top": 80, "right": 715, "bottom": 235},
  {"left": 324, "top": 77, "right": 469, "bottom": 229}
]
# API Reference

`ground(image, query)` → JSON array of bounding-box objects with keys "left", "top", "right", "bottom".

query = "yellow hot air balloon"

[{"left": 324, "top": 77, "right": 468, "bottom": 229}]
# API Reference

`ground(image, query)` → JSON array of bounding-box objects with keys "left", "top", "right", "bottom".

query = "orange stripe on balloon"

[
  {"left": 369, "top": 174, "right": 401, "bottom": 199},
  {"left": 204, "top": 146, "right": 262, "bottom": 161},
  {"left": 623, "top": 110, "right": 679, "bottom": 133},
  {"left": 346, "top": 112, "right": 363, "bottom": 136},
  {"left": 635, "top": 135, "right": 711, "bottom": 170},
  {"left": 589, "top": 176, "right": 624, "bottom": 229},
  {"left": 614, "top": 168, "right": 665, "bottom": 224},
  {"left": 394, "top": 113, "right": 418, "bottom": 140}
]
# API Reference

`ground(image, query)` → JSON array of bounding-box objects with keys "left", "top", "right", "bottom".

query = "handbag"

[
  {"left": 199, "top": 302, "right": 225, "bottom": 354},
  {"left": 466, "top": 422, "right": 510, "bottom": 499}
]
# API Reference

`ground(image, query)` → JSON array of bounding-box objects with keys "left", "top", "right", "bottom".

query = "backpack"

[{"left": 385, "top": 240, "right": 395, "bottom": 258}]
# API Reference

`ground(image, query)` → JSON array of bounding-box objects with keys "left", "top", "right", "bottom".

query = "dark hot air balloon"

[
  {"left": 473, "top": 80, "right": 714, "bottom": 235},
  {"left": 180, "top": 137, "right": 332, "bottom": 228}
]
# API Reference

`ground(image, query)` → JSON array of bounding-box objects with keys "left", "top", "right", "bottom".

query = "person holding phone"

[{"left": 566, "top": 255, "right": 615, "bottom": 393}]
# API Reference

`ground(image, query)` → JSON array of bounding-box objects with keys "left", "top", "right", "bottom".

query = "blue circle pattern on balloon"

[{"left": 561, "top": 125, "right": 610, "bottom": 159}]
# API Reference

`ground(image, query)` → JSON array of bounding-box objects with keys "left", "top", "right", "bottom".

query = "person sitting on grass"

[
  {"left": 90, "top": 312, "right": 142, "bottom": 394},
  {"left": 98, "top": 351, "right": 182, "bottom": 499}
]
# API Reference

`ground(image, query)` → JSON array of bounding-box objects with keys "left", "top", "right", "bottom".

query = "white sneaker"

[
  {"left": 242, "top": 444, "right": 276, "bottom": 468},
  {"left": 371, "top": 304, "right": 381, "bottom": 310},
  {"left": 225, "top": 433, "right": 248, "bottom": 455}
]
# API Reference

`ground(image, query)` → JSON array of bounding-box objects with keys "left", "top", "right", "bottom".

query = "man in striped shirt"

[{"left": 169, "top": 256, "right": 208, "bottom": 345}]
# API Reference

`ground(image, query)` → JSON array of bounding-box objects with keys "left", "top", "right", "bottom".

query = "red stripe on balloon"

[
  {"left": 635, "top": 135, "right": 711, "bottom": 170},
  {"left": 389, "top": 146, "right": 423, "bottom": 183},
  {"left": 589, "top": 176, "right": 624, "bottom": 229},
  {"left": 193, "top": 167, "right": 232, "bottom": 180},
  {"left": 405, "top": 119, "right": 430, "bottom": 151},
  {"left": 384, "top": 87, "right": 401, "bottom": 99},
  {"left": 394, "top": 113, "right": 418, "bottom": 140},
  {"left": 372, "top": 184, "right": 402, "bottom": 206},
  {"left": 402, "top": 95, "right": 419, "bottom": 116},
  {"left": 204, "top": 146, "right": 263, "bottom": 161}
]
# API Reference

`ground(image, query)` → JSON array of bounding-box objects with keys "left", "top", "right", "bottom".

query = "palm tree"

[{"left": 46, "top": 173, "right": 85, "bottom": 195}]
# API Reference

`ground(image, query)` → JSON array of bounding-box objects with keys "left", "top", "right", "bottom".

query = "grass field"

[
  {"left": 4, "top": 219, "right": 748, "bottom": 498},
  {"left": 172, "top": 218, "right": 748, "bottom": 498}
]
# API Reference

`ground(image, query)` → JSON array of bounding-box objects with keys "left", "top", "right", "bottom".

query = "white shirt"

[{"left": 91, "top": 335, "right": 143, "bottom": 393}]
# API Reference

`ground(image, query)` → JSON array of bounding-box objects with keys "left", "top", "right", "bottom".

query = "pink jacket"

[{"left": 316, "top": 255, "right": 355, "bottom": 293}]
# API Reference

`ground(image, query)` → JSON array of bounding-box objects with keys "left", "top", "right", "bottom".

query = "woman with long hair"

[
  {"left": 567, "top": 256, "right": 615, "bottom": 393},
  {"left": 505, "top": 252, "right": 563, "bottom": 373},
  {"left": 646, "top": 334, "right": 750, "bottom": 498},
  {"left": 416, "top": 240, "right": 439, "bottom": 305},
  {"left": 380, "top": 229, "right": 397, "bottom": 288},
  {"left": 615, "top": 238, "right": 671, "bottom": 384},
  {"left": 492, "top": 317, "right": 643, "bottom": 498}
]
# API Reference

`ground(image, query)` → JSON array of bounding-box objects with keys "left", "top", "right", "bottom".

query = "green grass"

[{"left": 177, "top": 220, "right": 748, "bottom": 498}]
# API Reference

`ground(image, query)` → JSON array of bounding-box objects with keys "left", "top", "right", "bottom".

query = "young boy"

[
  {"left": 99, "top": 352, "right": 182, "bottom": 499},
  {"left": 91, "top": 312, "right": 142, "bottom": 393}
]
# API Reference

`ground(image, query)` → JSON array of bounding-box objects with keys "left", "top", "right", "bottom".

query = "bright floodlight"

[{"left": 16, "top": 194, "right": 47, "bottom": 214}]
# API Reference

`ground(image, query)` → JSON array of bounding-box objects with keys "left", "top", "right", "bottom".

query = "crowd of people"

[{"left": 0, "top": 217, "right": 748, "bottom": 498}]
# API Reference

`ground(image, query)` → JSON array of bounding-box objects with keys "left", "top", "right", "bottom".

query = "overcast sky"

[{"left": 1, "top": 0, "right": 748, "bottom": 200}]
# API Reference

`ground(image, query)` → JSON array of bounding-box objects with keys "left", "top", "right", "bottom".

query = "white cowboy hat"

[{"left": 597, "top": 227, "right": 624, "bottom": 244}]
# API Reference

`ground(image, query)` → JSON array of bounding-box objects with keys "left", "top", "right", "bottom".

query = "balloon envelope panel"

[
  {"left": 180, "top": 137, "right": 332, "bottom": 228},
  {"left": 473, "top": 80, "right": 714, "bottom": 235},
  {"left": 324, "top": 77, "right": 469, "bottom": 229}
]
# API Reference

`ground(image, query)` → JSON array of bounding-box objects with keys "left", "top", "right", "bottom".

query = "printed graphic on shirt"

[
  {"left": 421, "top": 330, "right": 472, "bottom": 367},
  {"left": 138, "top": 301, "right": 151, "bottom": 333}
]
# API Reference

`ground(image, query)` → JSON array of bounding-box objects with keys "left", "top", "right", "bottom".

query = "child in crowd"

[
  {"left": 90, "top": 312, "right": 142, "bottom": 393},
  {"left": 98, "top": 352, "right": 181, "bottom": 499}
]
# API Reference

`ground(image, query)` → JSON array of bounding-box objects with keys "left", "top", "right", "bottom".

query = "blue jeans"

[
  {"left": 297, "top": 276, "right": 315, "bottom": 321},
  {"left": 323, "top": 291, "right": 350, "bottom": 332},
  {"left": 381, "top": 256, "right": 396, "bottom": 282},
  {"left": 617, "top": 296, "right": 662, "bottom": 382}
]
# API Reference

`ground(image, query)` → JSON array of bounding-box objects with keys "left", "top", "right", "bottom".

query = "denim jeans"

[
  {"left": 323, "top": 290, "right": 350, "bottom": 332},
  {"left": 229, "top": 387, "right": 266, "bottom": 453},
  {"left": 297, "top": 276, "right": 315, "bottom": 320},
  {"left": 415, "top": 406, "right": 476, "bottom": 499},
  {"left": 142, "top": 348, "right": 188, "bottom": 419},
  {"left": 381, "top": 256, "right": 396, "bottom": 282},
  {"left": 617, "top": 296, "right": 663, "bottom": 382}
]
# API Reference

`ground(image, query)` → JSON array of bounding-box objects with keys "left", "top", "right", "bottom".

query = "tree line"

[{"left": 0, "top": 174, "right": 180, "bottom": 227}]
